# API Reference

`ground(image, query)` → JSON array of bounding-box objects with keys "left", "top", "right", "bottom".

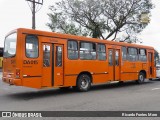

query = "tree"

[{"left": 47, "top": 0, "right": 153, "bottom": 42}]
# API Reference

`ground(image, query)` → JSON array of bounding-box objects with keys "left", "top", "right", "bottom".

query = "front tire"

[
  {"left": 136, "top": 72, "right": 145, "bottom": 84},
  {"left": 76, "top": 74, "right": 91, "bottom": 92}
]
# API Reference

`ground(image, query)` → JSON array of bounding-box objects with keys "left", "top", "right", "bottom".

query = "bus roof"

[{"left": 13, "top": 28, "right": 154, "bottom": 50}]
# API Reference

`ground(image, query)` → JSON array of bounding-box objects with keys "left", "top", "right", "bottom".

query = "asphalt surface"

[{"left": 0, "top": 72, "right": 160, "bottom": 120}]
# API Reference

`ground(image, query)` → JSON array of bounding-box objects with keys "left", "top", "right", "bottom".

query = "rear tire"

[
  {"left": 76, "top": 74, "right": 91, "bottom": 92},
  {"left": 136, "top": 72, "right": 145, "bottom": 84}
]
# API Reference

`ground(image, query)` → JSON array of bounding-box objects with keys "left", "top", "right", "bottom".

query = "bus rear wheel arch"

[{"left": 76, "top": 73, "right": 92, "bottom": 92}]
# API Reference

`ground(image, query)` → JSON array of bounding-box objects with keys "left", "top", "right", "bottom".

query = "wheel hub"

[{"left": 81, "top": 78, "right": 88, "bottom": 88}]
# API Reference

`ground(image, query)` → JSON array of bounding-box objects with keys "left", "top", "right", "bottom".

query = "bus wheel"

[
  {"left": 136, "top": 72, "right": 145, "bottom": 84},
  {"left": 76, "top": 74, "right": 91, "bottom": 92}
]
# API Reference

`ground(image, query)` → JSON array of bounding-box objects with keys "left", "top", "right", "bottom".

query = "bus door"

[
  {"left": 54, "top": 44, "right": 64, "bottom": 86},
  {"left": 148, "top": 52, "right": 153, "bottom": 77},
  {"left": 108, "top": 48, "right": 120, "bottom": 81},
  {"left": 42, "top": 43, "right": 52, "bottom": 87},
  {"left": 115, "top": 49, "right": 120, "bottom": 80},
  {"left": 42, "top": 43, "right": 64, "bottom": 87}
]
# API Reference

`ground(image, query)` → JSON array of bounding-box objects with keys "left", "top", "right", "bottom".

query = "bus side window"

[
  {"left": 139, "top": 49, "right": 147, "bottom": 61},
  {"left": 128, "top": 48, "right": 138, "bottom": 61},
  {"left": 26, "top": 35, "right": 38, "bottom": 58},
  {"left": 43, "top": 45, "right": 50, "bottom": 67},
  {"left": 80, "top": 42, "right": 96, "bottom": 60},
  {"left": 68, "top": 40, "right": 78, "bottom": 60},
  {"left": 97, "top": 44, "right": 106, "bottom": 60}
]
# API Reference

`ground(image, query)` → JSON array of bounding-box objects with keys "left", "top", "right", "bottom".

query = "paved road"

[{"left": 0, "top": 72, "right": 160, "bottom": 119}]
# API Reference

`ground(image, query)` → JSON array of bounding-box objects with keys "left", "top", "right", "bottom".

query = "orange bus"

[{"left": 2, "top": 28, "right": 156, "bottom": 91}]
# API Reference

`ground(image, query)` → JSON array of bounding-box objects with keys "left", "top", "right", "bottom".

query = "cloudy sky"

[{"left": 0, "top": 0, "right": 160, "bottom": 51}]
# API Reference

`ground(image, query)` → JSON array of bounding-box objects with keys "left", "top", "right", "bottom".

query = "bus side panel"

[
  {"left": 121, "top": 73, "right": 139, "bottom": 81},
  {"left": 64, "top": 76, "right": 77, "bottom": 86},
  {"left": 92, "top": 74, "right": 109, "bottom": 83},
  {"left": 23, "top": 77, "right": 41, "bottom": 88},
  {"left": 121, "top": 61, "right": 138, "bottom": 81},
  {"left": 64, "top": 60, "right": 109, "bottom": 86}
]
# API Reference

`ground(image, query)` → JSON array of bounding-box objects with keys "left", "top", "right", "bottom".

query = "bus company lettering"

[{"left": 23, "top": 60, "right": 38, "bottom": 64}]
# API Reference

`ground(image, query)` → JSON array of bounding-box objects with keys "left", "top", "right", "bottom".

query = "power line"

[
  {"left": 26, "top": 0, "right": 43, "bottom": 29},
  {"left": 26, "top": 0, "right": 43, "bottom": 5}
]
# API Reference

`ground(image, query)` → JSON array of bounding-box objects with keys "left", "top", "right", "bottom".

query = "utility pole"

[
  {"left": 26, "top": 0, "right": 43, "bottom": 29},
  {"left": 32, "top": 0, "right": 36, "bottom": 29}
]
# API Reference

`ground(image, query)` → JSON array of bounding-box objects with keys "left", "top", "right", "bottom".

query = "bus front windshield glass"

[{"left": 3, "top": 33, "right": 17, "bottom": 58}]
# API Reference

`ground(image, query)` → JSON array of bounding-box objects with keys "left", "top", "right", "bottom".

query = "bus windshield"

[{"left": 3, "top": 33, "right": 17, "bottom": 58}]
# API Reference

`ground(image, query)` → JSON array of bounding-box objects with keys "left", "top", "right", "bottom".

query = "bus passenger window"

[
  {"left": 56, "top": 46, "right": 62, "bottom": 67},
  {"left": 128, "top": 48, "right": 138, "bottom": 61},
  {"left": 26, "top": 35, "right": 38, "bottom": 58},
  {"left": 97, "top": 44, "right": 106, "bottom": 60},
  {"left": 68, "top": 40, "right": 78, "bottom": 59},
  {"left": 80, "top": 42, "right": 96, "bottom": 60},
  {"left": 43, "top": 45, "right": 50, "bottom": 67},
  {"left": 139, "top": 49, "right": 147, "bottom": 61},
  {"left": 122, "top": 47, "right": 127, "bottom": 60}
]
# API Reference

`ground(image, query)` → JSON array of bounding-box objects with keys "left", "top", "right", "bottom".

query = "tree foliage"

[{"left": 47, "top": 0, "right": 153, "bottom": 42}]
